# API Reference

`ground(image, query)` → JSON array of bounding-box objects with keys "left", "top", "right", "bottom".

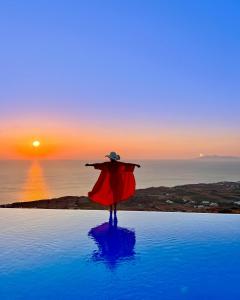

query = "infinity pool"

[{"left": 0, "top": 209, "right": 239, "bottom": 299}]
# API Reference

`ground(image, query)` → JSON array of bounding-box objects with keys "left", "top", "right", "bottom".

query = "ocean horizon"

[{"left": 1, "top": 159, "right": 240, "bottom": 205}]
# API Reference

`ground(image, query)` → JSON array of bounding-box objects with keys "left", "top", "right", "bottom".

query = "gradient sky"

[{"left": 1, "top": 0, "right": 240, "bottom": 159}]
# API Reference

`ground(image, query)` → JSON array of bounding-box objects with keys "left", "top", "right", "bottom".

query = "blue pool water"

[{"left": 0, "top": 209, "right": 240, "bottom": 300}]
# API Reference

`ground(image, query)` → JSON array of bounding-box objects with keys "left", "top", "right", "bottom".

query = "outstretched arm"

[
  {"left": 126, "top": 163, "right": 141, "bottom": 168},
  {"left": 85, "top": 162, "right": 106, "bottom": 170}
]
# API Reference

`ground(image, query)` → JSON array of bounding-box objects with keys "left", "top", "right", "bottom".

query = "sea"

[{"left": 0, "top": 159, "right": 240, "bottom": 205}]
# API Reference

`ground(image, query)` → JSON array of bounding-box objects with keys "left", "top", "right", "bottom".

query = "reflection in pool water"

[
  {"left": 1, "top": 210, "right": 240, "bottom": 299},
  {"left": 88, "top": 215, "right": 136, "bottom": 269}
]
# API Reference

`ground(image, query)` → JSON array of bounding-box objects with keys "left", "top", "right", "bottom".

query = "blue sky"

[{"left": 0, "top": 0, "right": 240, "bottom": 158}]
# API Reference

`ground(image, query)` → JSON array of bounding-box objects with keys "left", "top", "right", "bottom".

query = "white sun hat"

[{"left": 105, "top": 151, "right": 120, "bottom": 161}]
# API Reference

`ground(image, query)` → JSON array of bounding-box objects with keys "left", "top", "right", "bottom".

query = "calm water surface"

[
  {"left": 0, "top": 160, "right": 240, "bottom": 204},
  {"left": 0, "top": 209, "right": 239, "bottom": 299}
]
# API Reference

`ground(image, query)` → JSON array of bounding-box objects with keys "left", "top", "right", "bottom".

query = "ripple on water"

[{"left": 0, "top": 209, "right": 240, "bottom": 299}]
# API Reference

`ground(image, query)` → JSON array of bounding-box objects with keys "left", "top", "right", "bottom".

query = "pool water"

[{"left": 0, "top": 209, "right": 239, "bottom": 300}]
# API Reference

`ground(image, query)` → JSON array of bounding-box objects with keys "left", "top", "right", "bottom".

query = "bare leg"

[
  {"left": 114, "top": 204, "right": 117, "bottom": 216},
  {"left": 109, "top": 205, "right": 113, "bottom": 224},
  {"left": 113, "top": 204, "right": 118, "bottom": 226}
]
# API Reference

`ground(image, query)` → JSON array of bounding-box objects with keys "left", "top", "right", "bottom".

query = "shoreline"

[{"left": 1, "top": 181, "right": 240, "bottom": 214}]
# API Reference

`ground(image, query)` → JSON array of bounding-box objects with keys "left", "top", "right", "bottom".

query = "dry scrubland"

[{"left": 1, "top": 182, "right": 240, "bottom": 214}]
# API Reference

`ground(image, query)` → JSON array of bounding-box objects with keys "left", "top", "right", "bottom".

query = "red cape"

[{"left": 88, "top": 161, "right": 136, "bottom": 206}]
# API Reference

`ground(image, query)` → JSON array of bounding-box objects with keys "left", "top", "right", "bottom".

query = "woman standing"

[{"left": 86, "top": 152, "right": 140, "bottom": 216}]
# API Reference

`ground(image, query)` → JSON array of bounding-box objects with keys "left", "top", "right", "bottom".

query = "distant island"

[
  {"left": 197, "top": 155, "right": 240, "bottom": 160},
  {"left": 1, "top": 181, "right": 240, "bottom": 214}
]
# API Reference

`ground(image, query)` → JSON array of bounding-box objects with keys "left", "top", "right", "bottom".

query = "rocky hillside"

[{"left": 1, "top": 181, "right": 240, "bottom": 214}]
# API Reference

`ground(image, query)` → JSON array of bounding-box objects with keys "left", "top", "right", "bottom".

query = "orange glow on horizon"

[
  {"left": 12, "top": 136, "right": 61, "bottom": 159},
  {"left": 0, "top": 120, "right": 240, "bottom": 160}
]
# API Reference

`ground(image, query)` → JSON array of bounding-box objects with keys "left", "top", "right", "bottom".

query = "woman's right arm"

[{"left": 85, "top": 163, "right": 106, "bottom": 170}]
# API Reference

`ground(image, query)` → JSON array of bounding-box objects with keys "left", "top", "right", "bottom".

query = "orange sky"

[
  {"left": 1, "top": 1, "right": 240, "bottom": 161},
  {"left": 0, "top": 118, "right": 239, "bottom": 160}
]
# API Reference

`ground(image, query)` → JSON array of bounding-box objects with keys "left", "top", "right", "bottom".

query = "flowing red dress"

[{"left": 88, "top": 161, "right": 136, "bottom": 206}]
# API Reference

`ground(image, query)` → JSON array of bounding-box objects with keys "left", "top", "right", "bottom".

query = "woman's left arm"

[{"left": 124, "top": 163, "right": 141, "bottom": 170}]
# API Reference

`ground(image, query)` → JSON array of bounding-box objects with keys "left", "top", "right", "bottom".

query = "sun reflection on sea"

[{"left": 21, "top": 161, "right": 50, "bottom": 201}]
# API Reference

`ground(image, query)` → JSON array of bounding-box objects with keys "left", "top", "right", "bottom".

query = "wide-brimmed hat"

[{"left": 105, "top": 151, "right": 120, "bottom": 161}]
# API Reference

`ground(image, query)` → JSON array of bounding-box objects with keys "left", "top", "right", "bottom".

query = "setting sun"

[{"left": 32, "top": 140, "right": 41, "bottom": 148}]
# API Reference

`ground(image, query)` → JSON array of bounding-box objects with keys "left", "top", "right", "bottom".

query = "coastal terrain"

[{"left": 1, "top": 181, "right": 240, "bottom": 214}]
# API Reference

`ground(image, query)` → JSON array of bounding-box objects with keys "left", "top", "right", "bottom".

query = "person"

[{"left": 85, "top": 151, "right": 140, "bottom": 215}]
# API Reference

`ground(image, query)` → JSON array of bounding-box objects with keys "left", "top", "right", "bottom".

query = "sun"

[{"left": 32, "top": 140, "right": 41, "bottom": 148}]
